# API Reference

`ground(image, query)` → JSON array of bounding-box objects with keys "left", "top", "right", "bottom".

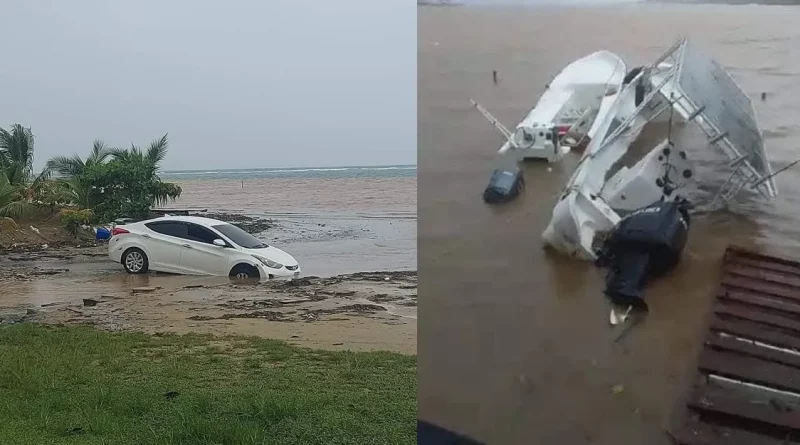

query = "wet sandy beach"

[
  {"left": 0, "top": 213, "right": 417, "bottom": 354},
  {"left": 0, "top": 244, "right": 417, "bottom": 354},
  {"left": 419, "top": 4, "right": 800, "bottom": 444}
]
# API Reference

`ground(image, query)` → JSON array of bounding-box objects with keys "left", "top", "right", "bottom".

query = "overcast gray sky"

[
  {"left": 460, "top": 0, "right": 643, "bottom": 4},
  {"left": 0, "top": 0, "right": 415, "bottom": 171}
]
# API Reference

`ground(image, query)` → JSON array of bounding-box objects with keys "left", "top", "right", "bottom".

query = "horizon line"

[{"left": 160, "top": 163, "right": 417, "bottom": 173}]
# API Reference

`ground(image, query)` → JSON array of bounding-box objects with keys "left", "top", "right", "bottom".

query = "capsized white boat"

[
  {"left": 542, "top": 38, "right": 778, "bottom": 260},
  {"left": 470, "top": 50, "right": 628, "bottom": 163}
]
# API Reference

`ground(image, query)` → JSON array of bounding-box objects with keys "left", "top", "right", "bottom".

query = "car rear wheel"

[
  {"left": 230, "top": 264, "right": 260, "bottom": 280},
  {"left": 122, "top": 248, "right": 149, "bottom": 274}
]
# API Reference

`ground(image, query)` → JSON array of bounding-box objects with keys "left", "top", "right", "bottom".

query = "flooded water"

[
  {"left": 418, "top": 4, "right": 800, "bottom": 444},
  {"left": 0, "top": 256, "right": 229, "bottom": 308},
  {"left": 163, "top": 170, "right": 418, "bottom": 276}
]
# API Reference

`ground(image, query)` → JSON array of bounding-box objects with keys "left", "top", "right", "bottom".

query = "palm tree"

[
  {"left": 44, "top": 139, "right": 115, "bottom": 210},
  {"left": 110, "top": 133, "right": 169, "bottom": 169},
  {"left": 0, "top": 171, "right": 32, "bottom": 218},
  {"left": 109, "top": 134, "right": 176, "bottom": 208},
  {"left": 46, "top": 139, "right": 113, "bottom": 178},
  {"left": 0, "top": 124, "right": 35, "bottom": 186}
]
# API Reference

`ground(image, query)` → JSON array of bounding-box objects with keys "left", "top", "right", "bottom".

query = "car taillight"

[{"left": 112, "top": 227, "right": 129, "bottom": 236}]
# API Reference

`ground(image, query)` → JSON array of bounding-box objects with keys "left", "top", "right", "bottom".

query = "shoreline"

[
  {"left": 0, "top": 211, "right": 417, "bottom": 354},
  {"left": 2, "top": 209, "right": 416, "bottom": 276}
]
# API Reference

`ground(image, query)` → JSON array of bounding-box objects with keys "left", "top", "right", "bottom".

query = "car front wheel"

[
  {"left": 122, "top": 248, "right": 149, "bottom": 274},
  {"left": 230, "top": 264, "right": 259, "bottom": 280}
]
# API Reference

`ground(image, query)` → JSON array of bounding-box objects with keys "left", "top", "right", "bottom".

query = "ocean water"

[
  {"left": 160, "top": 164, "right": 417, "bottom": 276},
  {"left": 160, "top": 164, "right": 417, "bottom": 218},
  {"left": 161, "top": 165, "right": 417, "bottom": 181}
]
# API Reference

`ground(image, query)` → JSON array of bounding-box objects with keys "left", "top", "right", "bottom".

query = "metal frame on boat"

[{"left": 541, "top": 38, "right": 778, "bottom": 260}]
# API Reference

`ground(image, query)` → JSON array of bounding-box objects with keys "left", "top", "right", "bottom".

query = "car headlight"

[{"left": 253, "top": 255, "right": 283, "bottom": 269}]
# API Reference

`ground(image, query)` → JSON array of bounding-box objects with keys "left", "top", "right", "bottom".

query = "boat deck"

[{"left": 668, "top": 246, "right": 800, "bottom": 444}]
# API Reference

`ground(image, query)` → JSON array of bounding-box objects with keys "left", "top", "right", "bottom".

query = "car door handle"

[
  {"left": 182, "top": 244, "right": 192, "bottom": 248},
  {"left": 141, "top": 234, "right": 150, "bottom": 238}
]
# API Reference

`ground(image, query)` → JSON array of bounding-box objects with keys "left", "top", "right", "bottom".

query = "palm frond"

[
  {"left": 151, "top": 181, "right": 181, "bottom": 207},
  {"left": 0, "top": 200, "right": 33, "bottom": 219},
  {"left": 0, "top": 124, "right": 35, "bottom": 186},
  {"left": 46, "top": 155, "right": 85, "bottom": 177},
  {"left": 109, "top": 147, "right": 131, "bottom": 161},
  {"left": 63, "top": 177, "right": 91, "bottom": 209},
  {"left": 0, "top": 172, "right": 31, "bottom": 219},
  {"left": 88, "top": 140, "right": 113, "bottom": 165},
  {"left": 146, "top": 133, "right": 169, "bottom": 166},
  {"left": 31, "top": 168, "right": 52, "bottom": 188}
]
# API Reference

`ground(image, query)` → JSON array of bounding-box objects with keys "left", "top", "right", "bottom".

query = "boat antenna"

[
  {"left": 756, "top": 156, "right": 800, "bottom": 184},
  {"left": 667, "top": 92, "right": 675, "bottom": 145}
]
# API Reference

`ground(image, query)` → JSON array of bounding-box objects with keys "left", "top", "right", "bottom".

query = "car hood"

[{"left": 242, "top": 245, "right": 298, "bottom": 266}]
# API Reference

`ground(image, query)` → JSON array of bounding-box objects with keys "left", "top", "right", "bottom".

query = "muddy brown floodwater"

[
  {"left": 419, "top": 4, "right": 800, "bottom": 445},
  {"left": 0, "top": 245, "right": 417, "bottom": 354}
]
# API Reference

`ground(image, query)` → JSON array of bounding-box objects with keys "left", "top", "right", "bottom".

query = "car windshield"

[{"left": 212, "top": 224, "right": 268, "bottom": 249}]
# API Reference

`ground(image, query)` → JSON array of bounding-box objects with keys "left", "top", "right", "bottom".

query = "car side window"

[
  {"left": 185, "top": 223, "right": 220, "bottom": 245},
  {"left": 146, "top": 222, "right": 188, "bottom": 238}
]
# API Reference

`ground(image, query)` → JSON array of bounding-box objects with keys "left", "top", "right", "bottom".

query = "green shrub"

[
  {"left": 83, "top": 157, "right": 181, "bottom": 223},
  {"left": 60, "top": 208, "right": 94, "bottom": 237}
]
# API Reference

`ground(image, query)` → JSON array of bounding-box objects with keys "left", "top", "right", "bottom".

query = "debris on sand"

[
  {"left": 188, "top": 311, "right": 287, "bottom": 322},
  {"left": 219, "top": 311, "right": 286, "bottom": 321},
  {"left": 29, "top": 267, "right": 69, "bottom": 276},
  {"left": 8, "top": 267, "right": 417, "bottom": 353},
  {"left": 367, "top": 293, "right": 401, "bottom": 303},
  {"left": 283, "top": 278, "right": 313, "bottom": 287},
  {"left": 197, "top": 212, "right": 274, "bottom": 234},
  {"left": 279, "top": 297, "right": 313, "bottom": 305},
  {"left": 349, "top": 271, "right": 415, "bottom": 282},
  {"left": 301, "top": 304, "right": 387, "bottom": 322},
  {"left": 132, "top": 287, "right": 157, "bottom": 294},
  {"left": 218, "top": 299, "right": 281, "bottom": 310}
]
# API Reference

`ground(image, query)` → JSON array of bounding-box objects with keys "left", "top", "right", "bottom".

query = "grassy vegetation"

[
  {"left": 0, "top": 324, "right": 416, "bottom": 445},
  {"left": 0, "top": 123, "right": 181, "bottom": 226}
]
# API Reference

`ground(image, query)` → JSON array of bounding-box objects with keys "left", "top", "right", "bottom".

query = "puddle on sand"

[
  {"left": 0, "top": 261, "right": 231, "bottom": 309},
  {"left": 353, "top": 297, "right": 417, "bottom": 320}
]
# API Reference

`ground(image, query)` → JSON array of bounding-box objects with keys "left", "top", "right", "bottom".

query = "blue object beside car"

[{"left": 96, "top": 227, "right": 111, "bottom": 240}]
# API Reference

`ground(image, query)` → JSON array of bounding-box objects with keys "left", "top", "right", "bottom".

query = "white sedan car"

[{"left": 108, "top": 215, "right": 300, "bottom": 280}]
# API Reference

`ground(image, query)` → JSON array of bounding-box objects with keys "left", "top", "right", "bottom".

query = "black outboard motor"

[
  {"left": 483, "top": 167, "right": 524, "bottom": 204},
  {"left": 595, "top": 200, "right": 691, "bottom": 310}
]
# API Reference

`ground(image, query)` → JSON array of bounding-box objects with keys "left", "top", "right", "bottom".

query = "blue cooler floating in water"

[{"left": 96, "top": 227, "right": 111, "bottom": 240}]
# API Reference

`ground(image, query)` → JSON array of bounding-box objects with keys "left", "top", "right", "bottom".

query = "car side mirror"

[{"left": 213, "top": 239, "right": 226, "bottom": 247}]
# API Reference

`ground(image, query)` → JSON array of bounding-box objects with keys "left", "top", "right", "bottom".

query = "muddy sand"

[{"left": 0, "top": 216, "right": 417, "bottom": 354}]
